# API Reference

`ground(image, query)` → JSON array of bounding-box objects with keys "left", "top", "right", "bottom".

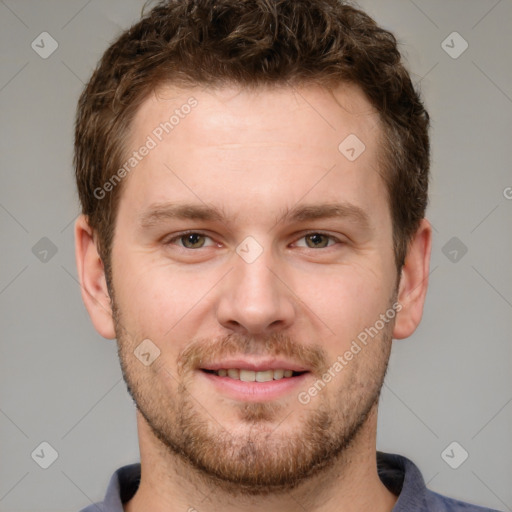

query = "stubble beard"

[{"left": 112, "top": 299, "right": 394, "bottom": 496}]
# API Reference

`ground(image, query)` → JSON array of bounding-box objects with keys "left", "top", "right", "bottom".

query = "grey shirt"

[{"left": 78, "top": 451, "right": 502, "bottom": 511}]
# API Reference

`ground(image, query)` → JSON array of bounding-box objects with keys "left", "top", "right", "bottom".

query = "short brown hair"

[{"left": 74, "top": 0, "right": 429, "bottom": 275}]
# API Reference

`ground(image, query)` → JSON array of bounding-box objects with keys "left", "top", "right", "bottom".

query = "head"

[{"left": 74, "top": 0, "right": 431, "bottom": 495}]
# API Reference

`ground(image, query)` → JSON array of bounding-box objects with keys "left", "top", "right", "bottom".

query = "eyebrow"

[
  {"left": 138, "top": 201, "right": 371, "bottom": 230},
  {"left": 138, "top": 203, "right": 225, "bottom": 228},
  {"left": 281, "top": 203, "right": 370, "bottom": 229}
]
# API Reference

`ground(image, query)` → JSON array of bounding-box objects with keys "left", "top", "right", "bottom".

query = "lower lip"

[{"left": 198, "top": 370, "right": 310, "bottom": 402}]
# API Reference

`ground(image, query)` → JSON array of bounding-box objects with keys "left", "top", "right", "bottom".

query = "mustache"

[{"left": 176, "top": 332, "right": 329, "bottom": 377}]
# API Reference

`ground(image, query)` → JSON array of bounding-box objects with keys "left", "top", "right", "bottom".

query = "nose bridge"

[{"left": 216, "top": 237, "right": 296, "bottom": 334}]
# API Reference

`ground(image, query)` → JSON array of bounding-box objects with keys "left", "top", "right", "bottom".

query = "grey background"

[{"left": 0, "top": 0, "right": 511, "bottom": 511}]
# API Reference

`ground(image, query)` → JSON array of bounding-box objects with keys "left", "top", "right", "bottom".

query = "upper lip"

[{"left": 199, "top": 359, "right": 310, "bottom": 372}]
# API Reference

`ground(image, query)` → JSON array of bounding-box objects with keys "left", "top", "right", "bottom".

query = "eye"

[
  {"left": 295, "top": 232, "right": 339, "bottom": 249},
  {"left": 166, "top": 231, "right": 216, "bottom": 249}
]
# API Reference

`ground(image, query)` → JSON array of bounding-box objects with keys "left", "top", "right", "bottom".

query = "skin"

[{"left": 75, "top": 82, "right": 431, "bottom": 512}]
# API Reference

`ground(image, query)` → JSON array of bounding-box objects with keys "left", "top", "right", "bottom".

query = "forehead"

[
  {"left": 119, "top": 82, "right": 387, "bottom": 227},
  {"left": 131, "top": 81, "right": 380, "bottom": 148}
]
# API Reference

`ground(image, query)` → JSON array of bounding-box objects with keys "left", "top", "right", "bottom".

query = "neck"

[{"left": 124, "top": 405, "right": 397, "bottom": 512}]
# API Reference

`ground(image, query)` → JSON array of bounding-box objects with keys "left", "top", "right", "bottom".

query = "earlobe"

[
  {"left": 74, "top": 215, "right": 116, "bottom": 339},
  {"left": 393, "top": 219, "right": 432, "bottom": 340}
]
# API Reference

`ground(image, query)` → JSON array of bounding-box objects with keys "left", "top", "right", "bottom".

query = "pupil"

[
  {"left": 308, "top": 234, "right": 326, "bottom": 248},
  {"left": 185, "top": 233, "right": 203, "bottom": 248}
]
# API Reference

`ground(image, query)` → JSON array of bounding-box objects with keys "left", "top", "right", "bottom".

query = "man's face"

[{"left": 109, "top": 83, "right": 399, "bottom": 493}]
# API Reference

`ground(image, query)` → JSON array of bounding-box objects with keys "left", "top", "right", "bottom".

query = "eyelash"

[{"left": 164, "top": 230, "right": 342, "bottom": 249}]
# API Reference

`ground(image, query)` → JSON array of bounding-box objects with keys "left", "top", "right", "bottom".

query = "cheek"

[
  {"left": 294, "top": 264, "right": 391, "bottom": 344},
  {"left": 112, "top": 254, "right": 216, "bottom": 341}
]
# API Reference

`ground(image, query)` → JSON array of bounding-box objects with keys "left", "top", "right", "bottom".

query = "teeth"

[
  {"left": 239, "top": 369, "right": 256, "bottom": 382},
  {"left": 214, "top": 369, "right": 299, "bottom": 381},
  {"left": 255, "top": 370, "right": 273, "bottom": 382},
  {"left": 273, "top": 369, "right": 285, "bottom": 380},
  {"left": 227, "top": 369, "right": 239, "bottom": 379}
]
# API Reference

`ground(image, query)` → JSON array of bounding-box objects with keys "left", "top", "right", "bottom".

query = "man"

[{"left": 73, "top": 1, "right": 500, "bottom": 511}]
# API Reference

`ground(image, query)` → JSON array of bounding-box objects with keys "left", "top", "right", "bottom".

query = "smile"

[{"left": 202, "top": 368, "right": 305, "bottom": 382}]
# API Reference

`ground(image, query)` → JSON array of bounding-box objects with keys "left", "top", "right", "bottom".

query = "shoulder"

[
  {"left": 377, "top": 452, "right": 502, "bottom": 512},
  {"left": 77, "top": 463, "right": 141, "bottom": 512},
  {"left": 424, "top": 489, "right": 503, "bottom": 512}
]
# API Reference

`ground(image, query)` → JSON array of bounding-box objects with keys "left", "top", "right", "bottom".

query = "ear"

[
  {"left": 74, "top": 215, "right": 116, "bottom": 339},
  {"left": 393, "top": 218, "right": 432, "bottom": 339}
]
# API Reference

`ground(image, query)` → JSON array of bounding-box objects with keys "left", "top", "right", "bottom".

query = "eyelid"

[
  {"left": 164, "top": 230, "right": 217, "bottom": 248},
  {"left": 292, "top": 231, "right": 343, "bottom": 248},
  {"left": 162, "top": 230, "right": 344, "bottom": 250}
]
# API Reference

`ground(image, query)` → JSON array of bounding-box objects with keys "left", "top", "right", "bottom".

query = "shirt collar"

[{"left": 95, "top": 451, "right": 425, "bottom": 511}]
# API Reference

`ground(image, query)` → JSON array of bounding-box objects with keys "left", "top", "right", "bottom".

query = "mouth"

[
  {"left": 198, "top": 359, "right": 311, "bottom": 401},
  {"left": 201, "top": 368, "right": 307, "bottom": 382}
]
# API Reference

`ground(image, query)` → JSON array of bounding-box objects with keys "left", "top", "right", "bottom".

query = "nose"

[{"left": 215, "top": 243, "right": 297, "bottom": 335}]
